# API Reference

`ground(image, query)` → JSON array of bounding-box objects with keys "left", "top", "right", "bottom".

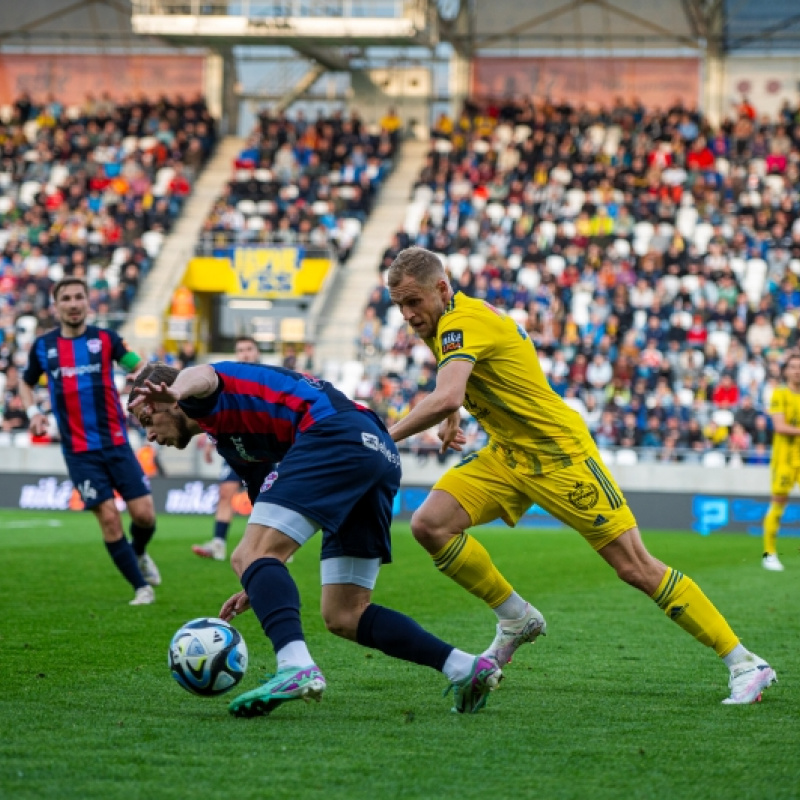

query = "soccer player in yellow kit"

[
  {"left": 762, "top": 351, "right": 800, "bottom": 571},
  {"left": 387, "top": 246, "right": 776, "bottom": 705}
]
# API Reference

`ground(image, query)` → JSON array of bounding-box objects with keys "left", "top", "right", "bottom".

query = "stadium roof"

[{"left": 0, "top": 0, "right": 799, "bottom": 54}]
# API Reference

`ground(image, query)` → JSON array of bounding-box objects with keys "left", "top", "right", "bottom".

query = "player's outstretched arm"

[{"left": 389, "top": 359, "right": 473, "bottom": 443}]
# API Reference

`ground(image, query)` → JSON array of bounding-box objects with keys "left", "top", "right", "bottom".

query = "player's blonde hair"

[{"left": 387, "top": 246, "right": 447, "bottom": 289}]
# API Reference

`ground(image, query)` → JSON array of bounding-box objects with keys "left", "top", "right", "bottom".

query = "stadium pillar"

[{"left": 219, "top": 46, "right": 240, "bottom": 136}]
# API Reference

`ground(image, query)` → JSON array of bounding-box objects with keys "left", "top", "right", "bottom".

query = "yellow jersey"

[
  {"left": 425, "top": 292, "right": 595, "bottom": 474},
  {"left": 768, "top": 385, "right": 800, "bottom": 468}
]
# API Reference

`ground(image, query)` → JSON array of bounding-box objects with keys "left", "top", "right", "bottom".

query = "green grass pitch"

[{"left": 0, "top": 510, "right": 797, "bottom": 800}]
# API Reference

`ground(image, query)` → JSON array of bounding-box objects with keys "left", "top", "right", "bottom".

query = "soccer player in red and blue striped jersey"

[
  {"left": 20, "top": 277, "right": 160, "bottom": 606},
  {"left": 130, "top": 360, "right": 502, "bottom": 716}
]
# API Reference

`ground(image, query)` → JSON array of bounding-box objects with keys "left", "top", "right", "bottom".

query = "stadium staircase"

[
  {"left": 121, "top": 136, "right": 244, "bottom": 357},
  {"left": 314, "top": 137, "right": 429, "bottom": 383}
]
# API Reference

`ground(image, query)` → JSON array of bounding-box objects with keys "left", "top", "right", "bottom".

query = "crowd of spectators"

[
  {"left": 0, "top": 91, "right": 216, "bottom": 435},
  {"left": 195, "top": 107, "right": 402, "bottom": 264},
  {"left": 360, "top": 96, "right": 800, "bottom": 466}
]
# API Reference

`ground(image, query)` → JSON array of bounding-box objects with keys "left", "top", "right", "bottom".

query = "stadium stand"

[
  {"left": 359, "top": 98, "right": 800, "bottom": 464},
  {"left": 194, "top": 109, "right": 398, "bottom": 263},
  {"left": 0, "top": 93, "right": 216, "bottom": 434}
]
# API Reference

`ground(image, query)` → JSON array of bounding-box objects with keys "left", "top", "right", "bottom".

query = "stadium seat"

[
  {"left": 0, "top": 431, "right": 11, "bottom": 447},
  {"left": 513, "top": 125, "right": 532, "bottom": 143},
  {"left": 413, "top": 185, "right": 433, "bottom": 206},
  {"left": 743, "top": 259, "right": 767, "bottom": 305},
  {"left": 712, "top": 409, "right": 735, "bottom": 428},
  {"left": 708, "top": 330, "right": 731, "bottom": 358},
  {"left": 598, "top": 449, "right": 615, "bottom": 465},
  {"left": 546, "top": 254, "right": 566, "bottom": 277},
  {"left": 236, "top": 199, "right": 257, "bottom": 216},
  {"left": 12, "top": 432, "right": 31, "bottom": 448},
  {"left": 729, "top": 257, "right": 747, "bottom": 280},
  {"left": 565, "top": 188, "right": 585, "bottom": 215},
  {"left": 693, "top": 221, "right": 714, "bottom": 253},
  {"left": 468, "top": 253, "right": 486, "bottom": 273},
  {"left": 517, "top": 266, "right": 540, "bottom": 291},
  {"left": 539, "top": 220, "right": 557, "bottom": 245},
  {"left": 258, "top": 200, "right": 277, "bottom": 216},
  {"left": 702, "top": 451, "right": 727, "bottom": 468},
  {"left": 613, "top": 238, "right": 631, "bottom": 258},
  {"left": 764, "top": 174, "right": 786, "bottom": 195},
  {"left": 142, "top": 230, "right": 164, "bottom": 258},
  {"left": 676, "top": 206, "right": 698, "bottom": 239},
  {"left": 447, "top": 253, "right": 468, "bottom": 280},
  {"left": 661, "top": 274, "right": 680, "bottom": 300},
  {"left": 615, "top": 449, "right": 638, "bottom": 466},
  {"left": 486, "top": 203, "right": 505, "bottom": 224}
]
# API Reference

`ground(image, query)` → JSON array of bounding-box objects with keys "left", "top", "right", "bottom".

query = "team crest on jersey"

[
  {"left": 441, "top": 329, "right": 464, "bottom": 354},
  {"left": 87, "top": 338, "right": 102, "bottom": 354},
  {"left": 302, "top": 376, "right": 323, "bottom": 390},
  {"left": 260, "top": 470, "right": 278, "bottom": 493},
  {"left": 568, "top": 481, "right": 599, "bottom": 510}
]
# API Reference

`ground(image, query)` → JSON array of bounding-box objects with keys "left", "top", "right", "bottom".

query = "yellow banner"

[{"left": 182, "top": 248, "right": 332, "bottom": 298}]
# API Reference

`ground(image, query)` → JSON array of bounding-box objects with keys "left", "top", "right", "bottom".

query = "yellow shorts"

[
  {"left": 770, "top": 464, "right": 800, "bottom": 496},
  {"left": 433, "top": 444, "right": 637, "bottom": 551}
]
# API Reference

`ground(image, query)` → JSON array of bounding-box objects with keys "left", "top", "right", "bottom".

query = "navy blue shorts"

[
  {"left": 63, "top": 444, "right": 151, "bottom": 509},
  {"left": 219, "top": 458, "right": 241, "bottom": 484},
  {"left": 253, "top": 410, "right": 401, "bottom": 563}
]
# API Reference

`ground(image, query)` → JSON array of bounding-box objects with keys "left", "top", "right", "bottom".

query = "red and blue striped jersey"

[
  {"left": 179, "top": 362, "right": 367, "bottom": 468},
  {"left": 23, "top": 326, "right": 132, "bottom": 453}
]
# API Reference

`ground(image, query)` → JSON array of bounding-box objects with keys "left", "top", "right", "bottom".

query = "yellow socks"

[
  {"left": 652, "top": 567, "right": 739, "bottom": 657},
  {"left": 432, "top": 533, "right": 513, "bottom": 608},
  {"left": 762, "top": 503, "right": 784, "bottom": 556}
]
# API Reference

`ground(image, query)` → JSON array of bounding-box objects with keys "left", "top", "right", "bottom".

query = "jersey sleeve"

[
  {"left": 22, "top": 340, "right": 44, "bottom": 386},
  {"left": 769, "top": 388, "right": 785, "bottom": 417},
  {"left": 108, "top": 330, "right": 141, "bottom": 372},
  {"left": 438, "top": 309, "right": 495, "bottom": 370},
  {"left": 178, "top": 370, "right": 225, "bottom": 419}
]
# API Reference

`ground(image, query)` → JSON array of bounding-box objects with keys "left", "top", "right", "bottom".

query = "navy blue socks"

[
  {"left": 105, "top": 537, "right": 147, "bottom": 589},
  {"left": 356, "top": 604, "right": 453, "bottom": 671},
  {"left": 241, "top": 558, "right": 305, "bottom": 652}
]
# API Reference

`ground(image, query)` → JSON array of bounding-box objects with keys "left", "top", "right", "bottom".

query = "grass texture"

[{"left": 0, "top": 511, "right": 797, "bottom": 800}]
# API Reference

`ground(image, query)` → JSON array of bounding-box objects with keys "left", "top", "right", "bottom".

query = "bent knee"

[
  {"left": 410, "top": 509, "right": 447, "bottom": 549},
  {"left": 321, "top": 609, "right": 358, "bottom": 640}
]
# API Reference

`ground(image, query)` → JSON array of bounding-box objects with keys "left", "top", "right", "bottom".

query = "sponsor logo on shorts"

[
  {"left": 87, "top": 338, "right": 102, "bottom": 354},
  {"left": 441, "top": 329, "right": 464, "bottom": 354},
  {"left": 77, "top": 479, "right": 97, "bottom": 501},
  {"left": 361, "top": 432, "right": 400, "bottom": 466},
  {"left": 568, "top": 481, "right": 599, "bottom": 510},
  {"left": 592, "top": 514, "right": 609, "bottom": 527},
  {"left": 260, "top": 470, "right": 279, "bottom": 493}
]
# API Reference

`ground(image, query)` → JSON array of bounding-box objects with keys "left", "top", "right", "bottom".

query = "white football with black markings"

[{"left": 168, "top": 617, "right": 248, "bottom": 697}]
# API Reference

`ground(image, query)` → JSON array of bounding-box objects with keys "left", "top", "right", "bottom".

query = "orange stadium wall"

[
  {"left": 471, "top": 57, "right": 701, "bottom": 109},
  {"left": 0, "top": 54, "right": 205, "bottom": 105}
]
